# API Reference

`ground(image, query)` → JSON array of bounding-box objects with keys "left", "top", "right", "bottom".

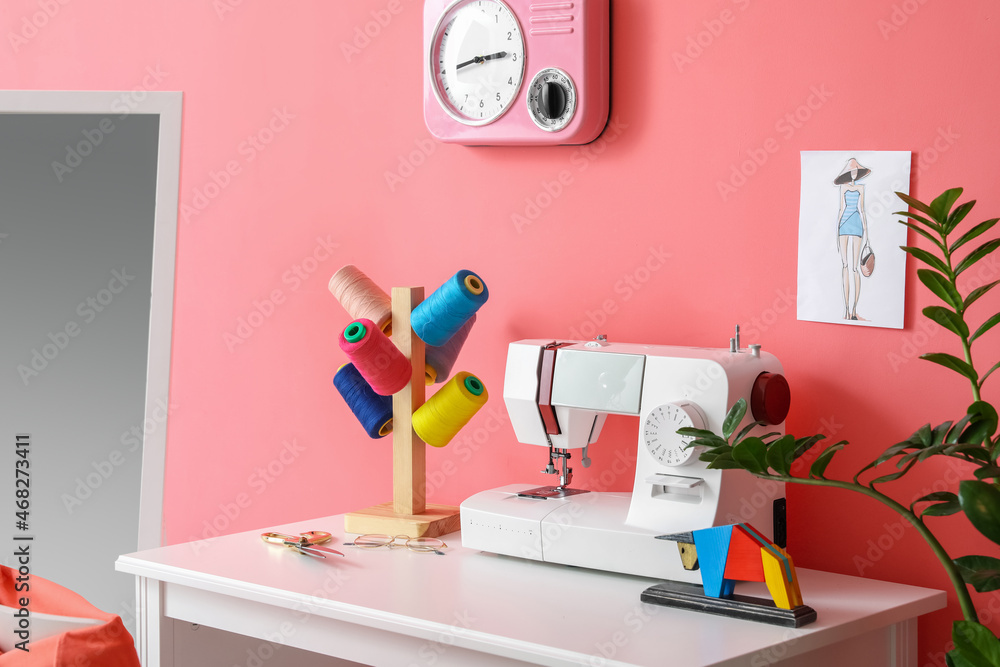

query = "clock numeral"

[
  {"left": 508, "top": 77, "right": 513, "bottom": 85},
  {"left": 507, "top": 31, "right": 512, "bottom": 40},
  {"left": 496, "top": 93, "right": 501, "bottom": 102},
  {"left": 479, "top": 100, "right": 484, "bottom": 108}
]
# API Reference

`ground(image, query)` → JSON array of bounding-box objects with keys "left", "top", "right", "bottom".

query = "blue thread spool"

[
  {"left": 411, "top": 270, "right": 488, "bottom": 347},
  {"left": 424, "top": 314, "right": 476, "bottom": 384},
  {"left": 333, "top": 363, "right": 393, "bottom": 439}
]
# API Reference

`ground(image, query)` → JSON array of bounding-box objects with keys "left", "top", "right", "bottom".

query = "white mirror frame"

[{"left": 0, "top": 90, "right": 182, "bottom": 550}]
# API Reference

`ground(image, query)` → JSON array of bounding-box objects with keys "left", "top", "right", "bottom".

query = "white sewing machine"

[{"left": 460, "top": 331, "right": 791, "bottom": 583}]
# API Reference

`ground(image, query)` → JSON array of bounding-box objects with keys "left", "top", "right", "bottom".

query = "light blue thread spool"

[
  {"left": 333, "top": 363, "right": 393, "bottom": 439},
  {"left": 412, "top": 270, "right": 488, "bottom": 347}
]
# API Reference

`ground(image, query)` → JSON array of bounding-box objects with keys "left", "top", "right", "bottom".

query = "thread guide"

[{"left": 344, "top": 286, "right": 461, "bottom": 538}]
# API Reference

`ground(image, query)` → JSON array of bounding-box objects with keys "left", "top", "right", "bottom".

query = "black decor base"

[{"left": 640, "top": 580, "right": 818, "bottom": 628}]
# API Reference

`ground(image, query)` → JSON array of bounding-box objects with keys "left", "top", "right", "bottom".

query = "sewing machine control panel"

[{"left": 643, "top": 402, "right": 707, "bottom": 466}]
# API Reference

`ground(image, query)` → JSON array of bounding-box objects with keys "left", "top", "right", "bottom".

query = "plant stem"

[{"left": 765, "top": 473, "right": 980, "bottom": 623}]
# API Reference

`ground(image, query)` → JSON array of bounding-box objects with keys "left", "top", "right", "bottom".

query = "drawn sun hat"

[{"left": 834, "top": 158, "right": 871, "bottom": 185}]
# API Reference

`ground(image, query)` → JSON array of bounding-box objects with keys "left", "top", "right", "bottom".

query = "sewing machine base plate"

[
  {"left": 641, "top": 580, "right": 817, "bottom": 628},
  {"left": 516, "top": 486, "right": 590, "bottom": 499}
]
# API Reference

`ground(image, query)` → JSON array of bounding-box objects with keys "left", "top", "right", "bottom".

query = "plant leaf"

[
  {"left": 731, "top": 437, "right": 768, "bottom": 475},
  {"left": 959, "top": 480, "right": 1000, "bottom": 546},
  {"left": 903, "top": 246, "right": 952, "bottom": 275},
  {"left": 765, "top": 435, "right": 796, "bottom": 476},
  {"left": 980, "top": 360, "right": 1000, "bottom": 389},
  {"left": 973, "top": 467, "right": 1000, "bottom": 481},
  {"left": 875, "top": 441, "right": 920, "bottom": 466},
  {"left": 922, "top": 499, "right": 962, "bottom": 517},
  {"left": 923, "top": 306, "right": 969, "bottom": 338},
  {"left": 930, "top": 188, "right": 963, "bottom": 222},
  {"left": 966, "top": 280, "right": 1000, "bottom": 310},
  {"left": 792, "top": 434, "right": 827, "bottom": 461},
  {"left": 970, "top": 313, "right": 1000, "bottom": 344},
  {"left": 958, "top": 402, "right": 999, "bottom": 445},
  {"left": 950, "top": 218, "right": 998, "bottom": 254},
  {"left": 915, "top": 491, "right": 959, "bottom": 504},
  {"left": 913, "top": 491, "right": 960, "bottom": 516},
  {"left": 932, "top": 421, "right": 955, "bottom": 446},
  {"left": 955, "top": 239, "right": 1000, "bottom": 277},
  {"left": 944, "top": 443, "right": 993, "bottom": 463},
  {"left": 734, "top": 420, "right": 767, "bottom": 443},
  {"left": 951, "top": 620, "right": 1000, "bottom": 667},
  {"left": 895, "top": 192, "right": 936, "bottom": 217},
  {"left": 945, "top": 200, "right": 977, "bottom": 234},
  {"left": 948, "top": 412, "right": 978, "bottom": 444},
  {"left": 954, "top": 556, "right": 1000, "bottom": 593},
  {"left": 722, "top": 399, "right": 748, "bottom": 440},
  {"left": 901, "top": 220, "right": 947, "bottom": 251},
  {"left": 706, "top": 455, "right": 749, "bottom": 470},
  {"left": 920, "top": 353, "right": 978, "bottom": 383},
  {"left": 870, "top": 457, "right": 917, "bottom": 485},
  {"left": 918, "top": 268, "right": 963, "bottom": 310},
  {"left": 853, "top": 459, "right": 878, "bottom": 485},
  {"left": 809, "top": 442, "right": 847, "bottom": 479}
]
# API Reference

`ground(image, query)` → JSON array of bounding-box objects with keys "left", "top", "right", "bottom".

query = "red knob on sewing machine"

[{"left": 751, "top": 372, "right": 790, "bottom": 425}]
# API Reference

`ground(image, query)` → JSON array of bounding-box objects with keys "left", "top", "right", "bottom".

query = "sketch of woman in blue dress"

[{"left": 835, "top": 158, "right": 870, "bottom": 321}]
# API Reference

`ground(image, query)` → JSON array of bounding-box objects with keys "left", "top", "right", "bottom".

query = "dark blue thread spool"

[{"left": 333, "top": 363, "right": 393, "bottom": 439}]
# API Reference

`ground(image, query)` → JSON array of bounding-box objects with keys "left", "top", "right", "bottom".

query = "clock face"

[
  {"left": 643, "top": 403, "right": 707, "bottom": 467},
  {"left": 429, "top": 0, "right": 526, "bottom": 126}
]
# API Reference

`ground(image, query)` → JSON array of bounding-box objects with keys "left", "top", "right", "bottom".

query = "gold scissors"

[{"left": 261, "top": 530, "right": 345, "bottom": 559}]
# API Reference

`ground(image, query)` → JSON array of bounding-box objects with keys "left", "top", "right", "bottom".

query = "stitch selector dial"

[
  {"left": 526, "top": 68, "right": 577, "bottom": 132},
  {"left": 643, "top": 402, "right": 708, "bottom": 467}
]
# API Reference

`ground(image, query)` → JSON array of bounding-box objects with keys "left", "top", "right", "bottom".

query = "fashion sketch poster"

[{"left": 797, "top": 150, "right": 911, "bottom": 329}]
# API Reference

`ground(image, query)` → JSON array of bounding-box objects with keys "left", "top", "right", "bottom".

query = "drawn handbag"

[{"left": 860, "top": 240, "right": 875, "bottom": 277}]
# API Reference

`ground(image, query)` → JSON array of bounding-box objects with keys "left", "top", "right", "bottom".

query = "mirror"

[{"left": 0, "top": 91, "right": 181, "bottom": 634}]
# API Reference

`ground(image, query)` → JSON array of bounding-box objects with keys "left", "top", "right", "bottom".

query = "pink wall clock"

[{"left": 424, "top": 0, "right": 610, "bottom": 146}]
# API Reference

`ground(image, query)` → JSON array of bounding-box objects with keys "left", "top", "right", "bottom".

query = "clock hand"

[{"left": 455, "top": 51, "right": 509, "bottom": 70}]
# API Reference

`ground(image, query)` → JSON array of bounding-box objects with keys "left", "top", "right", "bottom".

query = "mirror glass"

[{"left": 0, "top": 98, "right": 179, "bottom": 635}]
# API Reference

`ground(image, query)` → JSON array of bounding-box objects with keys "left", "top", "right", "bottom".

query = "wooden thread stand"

[{"left": 343, "top": 287, "right": 461, "bottom": 538}]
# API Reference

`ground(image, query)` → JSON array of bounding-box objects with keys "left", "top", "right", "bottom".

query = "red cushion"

[{"left": 0, "top": 565, "right": 139, "bottom": 666}]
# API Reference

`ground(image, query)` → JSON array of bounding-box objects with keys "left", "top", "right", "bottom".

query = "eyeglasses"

[{"left": 345, "top": 534, "right": 447, "bottom": 555}]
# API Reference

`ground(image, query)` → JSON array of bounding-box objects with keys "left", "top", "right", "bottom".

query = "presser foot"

[{"left": 517, "top": 486, "right": 590, "bottom": 499}]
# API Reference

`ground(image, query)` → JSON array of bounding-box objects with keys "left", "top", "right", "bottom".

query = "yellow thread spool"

[{"left": 412, "top": 372, "right": 488, "bottom": 448}]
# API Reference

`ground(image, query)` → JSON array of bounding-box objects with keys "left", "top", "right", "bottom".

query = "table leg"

[{"left": 135, "top": 576, "right": 174, "bottom": 667}]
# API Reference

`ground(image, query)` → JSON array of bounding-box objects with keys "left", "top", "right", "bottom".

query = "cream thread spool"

[{"left": 328, "top": 264, "right": 393, "bottom": 336}]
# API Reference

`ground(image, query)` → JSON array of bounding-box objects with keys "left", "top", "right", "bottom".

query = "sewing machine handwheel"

[{"left": 751, "top": 373, "right": 790, "bottom": 425}]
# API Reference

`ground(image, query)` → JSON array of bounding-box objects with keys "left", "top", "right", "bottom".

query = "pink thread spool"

[
  {"left": 339, "top": 318, "right": 411, "bottom": 396},
  {"left": 328, "top": 265, "right": 393, "bottom": 336}
]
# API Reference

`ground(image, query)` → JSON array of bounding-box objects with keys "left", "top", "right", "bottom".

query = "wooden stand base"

[
  {"left": 344, "top": 502, "right": 461, "bottom": 539},
  {"left": 641, "top": 581, "right": 817, "bottom": 628}
]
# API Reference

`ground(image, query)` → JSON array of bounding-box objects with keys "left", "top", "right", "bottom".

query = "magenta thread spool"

[
  {"left": 424, "top": 314, "right": 476, "bottom": 385},
  {"left": 333, "top": 364, "right": 393, "bottom": 439},
  {"left": 339, "top": 318, "right": 411, "bottom": 396}
]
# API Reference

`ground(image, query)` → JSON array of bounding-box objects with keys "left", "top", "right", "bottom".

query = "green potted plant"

[{"left": 680, "top": 188, "right": 1000, "bottom": 666}]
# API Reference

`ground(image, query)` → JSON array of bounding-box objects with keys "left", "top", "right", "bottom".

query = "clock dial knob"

[
  {"left": 527, "top": 68, "right": 578, "bottom": 132},
  {"left": 643, "top": 402, "right": 708, "bottom": 467},
  {"left": 429, "top": 0, "right": 526, "bottom": 126}
]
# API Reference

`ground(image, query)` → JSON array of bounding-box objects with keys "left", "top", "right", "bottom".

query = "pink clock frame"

[{"left": 423, "top": 0, "right": 611, "bottom": 146}]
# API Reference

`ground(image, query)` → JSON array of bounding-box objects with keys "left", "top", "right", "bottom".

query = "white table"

[{"left": 116, "top": 515, "right": 946, "bottom": 667}]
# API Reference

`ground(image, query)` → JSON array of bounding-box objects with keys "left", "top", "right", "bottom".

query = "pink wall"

[{"left": 8, "top": 0, "right": 999, "bottom": 659}]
